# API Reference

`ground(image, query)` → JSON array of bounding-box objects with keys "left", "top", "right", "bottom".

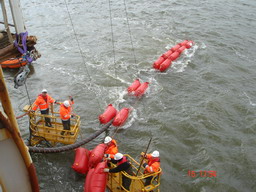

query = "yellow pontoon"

[
  {"left": 107, "top": 154, "right": 162, "bottom": 192},
  {"left": 23, "top": 104, "right": 81, "bottom": 146}
]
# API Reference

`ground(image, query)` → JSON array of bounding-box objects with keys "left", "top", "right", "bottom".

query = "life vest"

[
  {"left": 59, "top": 100, "right": 74, "bottom": 121},
  {"left": 117, "top": 156, "right": 128, "bottom": 166},
  {"left": 32, "top": 94, "right": 55, "bottom": 111},
  {"left": 145, "top": 155, "right": 160, "bottom": 173},
  {"left": 60, "top": 104, "right": 72, "bottom": 121},
  {"left": 105, "top": 139, "right": 118, "bottom": 158}
]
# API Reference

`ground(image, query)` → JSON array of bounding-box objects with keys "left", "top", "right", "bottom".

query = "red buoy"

[
  {"left": 127, "top": 79, "right": 141, "bottom": 93},
  {"left": 153, "top": 55, "right": 165, "bottom": 69},
  {"left": 88, "top": 144, "right": 107, "bottom": 168},
  {"left": 159, "top": 58, "right": 172, "bottom": 72},
  {"left": 179, "top": 40, "right": 189, "bottom": 46},
  {"left": 84, "top": 168, "right": 94, "bottom": 192},
  {"left": 177, "top": 46, "right": 186, "bottom": 54},
  {"left": 84, "top": 162, "right": 108, "bottom": 192},
  {"left": 72, "top": 147, "right": 90, "bottom": 174},
  {"left": 112, "top": 108, "right": 130, "bottom": 127},
  {"left": 99, "top": 104, "right": 117, "bottom": 124},
  {"left": 171, "top": 44, "right": 181, "bottom": 52},
  {"left": 163, "top": 50, "right": 173, "bottom": 59},
  {"left": 169, "top": 51, "right": 180, "bottom": 61},
  {"left": 186, "top": 41, "right": 194, "bottom": 49},
  {"left": 134, "top": 82, "right": 149, "bottom": 97}
]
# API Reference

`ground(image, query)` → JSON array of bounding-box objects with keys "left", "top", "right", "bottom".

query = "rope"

[
  {"left": 24, "top": 81, "right": 32, "bottom": 106},
  {"left": 123, "top": 0, "right": 137, "bottom": 65},
  {"left": 107, "top": 0, "right": 140, "bottom": 141},
  {"left": 63, "top": 0, "right": 102, "bottom": 111},
  {"left": 108, "top": 0, "right": 119, "bottom": 99},
  {"left": 24, "top": 81, "right": 33, "bottom": 145}
]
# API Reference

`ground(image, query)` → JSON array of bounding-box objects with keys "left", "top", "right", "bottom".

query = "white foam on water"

[
  {"left": 244, "top": 92, "right": 256, "bottom": 106},
  {"left": 172, "top": 43, "right": 199, "bottom": 72},
  {"left": 120, "top": 108, "right": 137, "bottom": 129}
]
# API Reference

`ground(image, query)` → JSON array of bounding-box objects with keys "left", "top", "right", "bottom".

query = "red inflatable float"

[
  {"left": 177, "top": 46, "right": 186, "bottom": 54},
  {"left": 72, "top": 147, "right": 90, "bottom": 174},
  {"left": 127, "top": 79, "right": 141, "bottom": 93},
  {"left": 88, "top": 144, "right": 106, "bottom": 168},
  {"left": 169, "top": 51, "right": 180, "bottom": 61},
  {"left": 99, "top": 104, "right": 117, "bottom": 124},
  {"left": 186, "top": 40, "right": 194, "bottom": 49},
  {"left": 84, "top": 168, "right": 94, "bottom": 192},
  {"left": 179, "top": 40, "right": 189, "bottom": 46},
  {"left": 134, "top": 82, "right": 149, "bottom": 97},
  {"left": 159, "top": 58, "right": 172, "bottom": 72},
  {"left": 112, "top": 108, "right": 130, "bottom": 127},
  {"left": 163, "top": 49, "right": 173, "bottom": 59},
  {"left": 153, "top": 55, "right": 165, "bottom": 69},
  {"left": 84, "top": 161, "right": 108, "bottom": 192},
  {"left": 171, "top": 44, "right": 181, "bottom": 52}
]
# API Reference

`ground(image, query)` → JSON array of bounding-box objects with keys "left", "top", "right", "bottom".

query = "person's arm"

[
  {"left": 69, "top": 96, "right": 74, "bottom": 103},
  {"left": 48, "top": 95, "right": 56, "bottom": 104},
  {"left": 109, "top": 162, "right": 130, "bottom": 173},
  {"left": 31, "top": 99, "right": 39, "bottom": 111}
]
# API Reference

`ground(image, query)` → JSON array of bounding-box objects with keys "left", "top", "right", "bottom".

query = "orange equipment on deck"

[{"left": 0, "top": 57, "right": 28, "bottom": 68}]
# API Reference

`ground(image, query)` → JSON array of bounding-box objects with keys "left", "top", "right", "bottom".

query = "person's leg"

[
  {"left": 122, "top": 174, "right": 131, "bottom": 191},
  {"left": 67, "top": 119, "right": 70, "bottom": 130},
  {"left": 61, "top": 119, "right": 70, "bottom": 135},
  {"left": 122, "top": 167, "right": 133, "bottom": 190},
  {"left": 41, "top": 109, "right": 51, "bottom": 126},
  {"left": 145, "top": 176, "right": 153, "bottom": 186}
]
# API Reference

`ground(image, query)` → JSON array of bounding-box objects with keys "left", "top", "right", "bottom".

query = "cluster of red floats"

[
  {"left": 72, "top": 145, "right": 108, "bottom": 192},
  {"left": 98, "top": 79, "right": 149, "bottom": 127},
  {"left": 97, "top": 40, "right": 195, "bottom": 127},
  {"left": 153, "top": 40, "right": 194, "bottom": 72}
]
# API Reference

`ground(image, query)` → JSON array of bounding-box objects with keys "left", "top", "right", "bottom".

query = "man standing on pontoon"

[{"left": 31, "top": 89, "right": 59, "bottom": 127}]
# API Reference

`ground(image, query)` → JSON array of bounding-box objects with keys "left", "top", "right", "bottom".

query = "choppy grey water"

[{"left": 2, "top": 0, "right": 256, "bottom": 191}]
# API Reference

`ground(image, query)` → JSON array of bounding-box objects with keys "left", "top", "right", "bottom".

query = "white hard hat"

[
  {"left": 114, "top": 153, "right": 123, "bottom": 161},
  {"left": 152, "top": 150, "right": 160, "bottom": 158},
  {"left": 104, "top": 136, "right": 112, "bottom": 144},
  {"left": 41, "top": 89, "right": 47, "bottom": 93},
  {"left": 63, "top": 100, "right": 70, "bottom": 107}
]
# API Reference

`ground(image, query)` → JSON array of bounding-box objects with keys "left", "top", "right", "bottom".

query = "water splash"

[{"left": 172, "top": 43, "right": 199, "bottom": 72}]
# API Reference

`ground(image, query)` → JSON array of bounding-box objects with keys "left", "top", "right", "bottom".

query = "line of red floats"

[
  {"left": 153, "top": 40, "right": 194, "bottom": 72},
  {"left": 72, "top": 40, "right": 194, "bottom": 192}
]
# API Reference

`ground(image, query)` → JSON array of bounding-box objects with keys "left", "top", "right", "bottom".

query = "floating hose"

[{"left": 28, "top": 121, "right": 112, "bottom": 153}]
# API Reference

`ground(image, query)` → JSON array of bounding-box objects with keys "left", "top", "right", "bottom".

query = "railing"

[
  {"left": 24, "top": 104, "right": 80, "bottom": 146},
  {"left": 107, "top": 154, "right": 161, "bottom": 192}
]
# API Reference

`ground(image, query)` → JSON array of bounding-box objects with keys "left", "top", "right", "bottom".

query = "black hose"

[{"left": 28, "top": 121, "right": 112, "bottom": 153}]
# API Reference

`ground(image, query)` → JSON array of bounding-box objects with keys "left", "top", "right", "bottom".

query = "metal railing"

[{"left": 107, "top": 154, "right": 161, "bottom": 192}]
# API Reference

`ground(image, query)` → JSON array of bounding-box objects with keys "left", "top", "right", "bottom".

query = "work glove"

[
  {"left": 69, "top": 96, "right": 74, "bottom": 101},
  {"left": 140, "top": 152, "right": 145, "bottom": 157},
  {"left": 103, "top": 168, "right": 110, "bottom": 172},
  {"left": 143, "top": 163, "right": 148, "bottom": 168}
]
